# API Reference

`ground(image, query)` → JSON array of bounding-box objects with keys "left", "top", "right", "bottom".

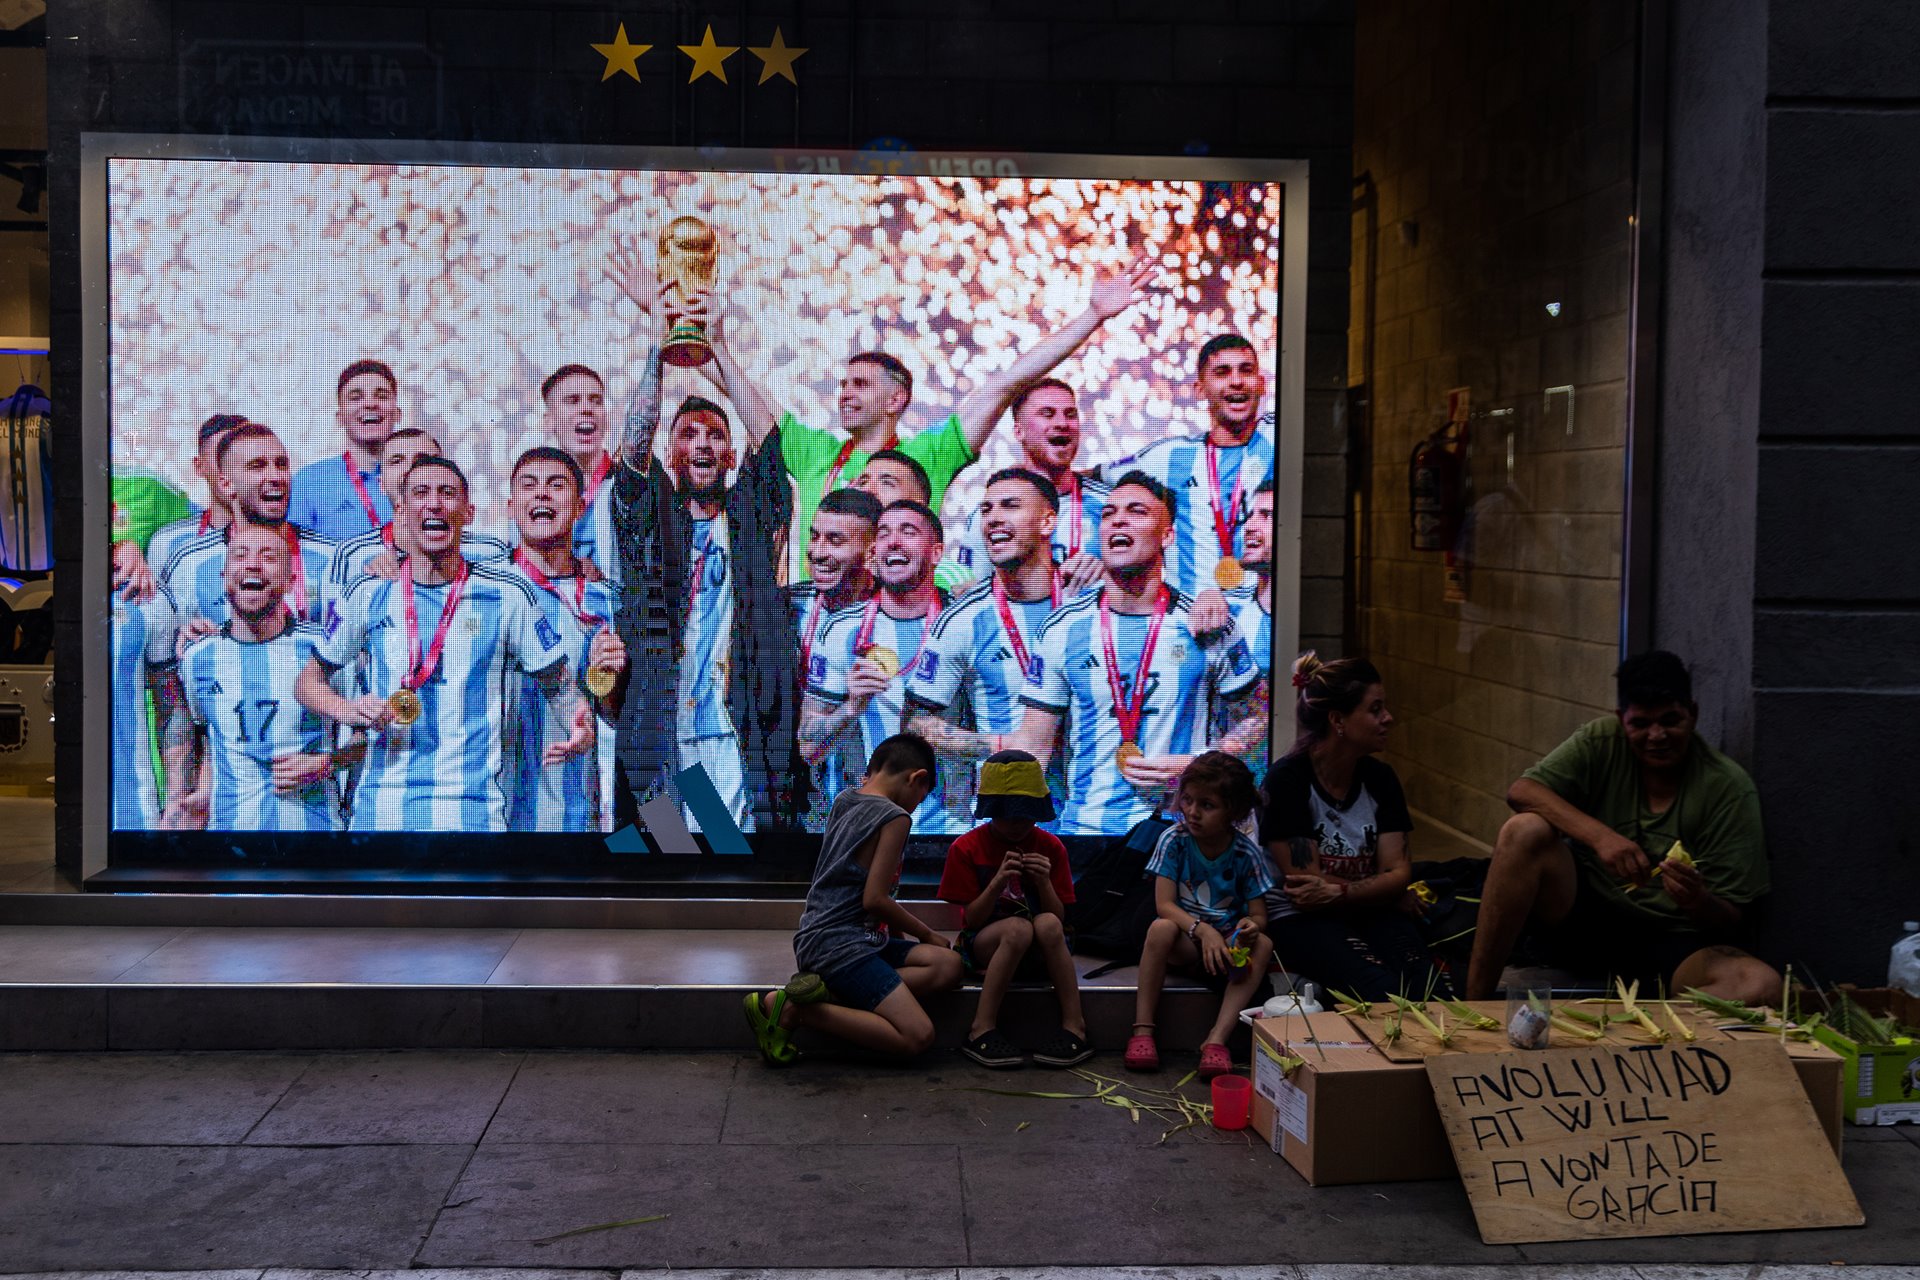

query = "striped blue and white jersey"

[
  {"left": 571, "top": 465, "right": 621, "bottom": 587},
  {"left": 180, "top": 624, "right": 342, "bottom": 831},
  {"left": 905, "top": 580, "right": 1055, "bottom": 737},
  {"left": 288, "top": 453, "right": 390, "bottom": 544},
  {"left": 1224, "top": 582, "right": 1273, "bottom": 683},
  {"left": 1021, "top": 586, "right": 1262, "bottom": 836},
  {"left": 316, "top": 564, "right": 572, "bottom": 833},
  {"left": 160, "top": 526, "right": 339, "bottom": 627},
  {"left": 678, "top": 517, "right": 734, "bottom": 740},
  {"left": 325, "top": 527, "right": 510, "bottom": 593},
  {"left": 0, "top": 384, "right": 53, "bottom": 572},
  {"left": 110, "top": 582, "right": 178, "bottom": 830},
  {"left": 942, "top": 473, "right": 1110, "bottom": 592},
  {"left": 807, "top": 600, "right": 955, "bottom": 834},
  {"left": 906, "top": 578, "right": 1064, "bottom": 831},
  {"left": 147, "top": 513, "right": 213, "bottom": 583},
  {"left": 1102, "top": 422, "right": 1275, "bottom": 598},
  {"left": 503, "top": 562, "right": 617, "bottom": 832}
]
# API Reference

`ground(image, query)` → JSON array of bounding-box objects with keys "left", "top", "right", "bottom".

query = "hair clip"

[{"left": 1291, "top": 671, "right": 1310, "bottom": 689}]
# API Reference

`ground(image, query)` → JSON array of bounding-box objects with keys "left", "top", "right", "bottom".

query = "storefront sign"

[{"left": 179, "top": 41, "right": 443, "bottom": 133}]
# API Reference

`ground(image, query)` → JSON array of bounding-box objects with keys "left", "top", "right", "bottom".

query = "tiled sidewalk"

[{"left": 0, "top": 1051, "right": 1915, "bottom": 1272}]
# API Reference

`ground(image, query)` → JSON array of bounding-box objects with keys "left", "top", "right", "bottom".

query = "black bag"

[
  {"left": 1408, "top": 855, "right": 1490, "bottom": 967},
  {"left": 1068, "top": 815, "right": 1171, "bottom": 967}
]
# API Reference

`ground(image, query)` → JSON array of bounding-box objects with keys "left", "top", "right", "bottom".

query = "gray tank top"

[{"left": 793, "top": 789, "right": 909, "bottom": 974}]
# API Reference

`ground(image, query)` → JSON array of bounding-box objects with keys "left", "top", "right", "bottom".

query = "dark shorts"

[
  {"left": 1530, "top": 872, "right": 1725, "bottom": 991},
  {"left": 819, "top": 936, "right": 920, "bottom": 1012}
]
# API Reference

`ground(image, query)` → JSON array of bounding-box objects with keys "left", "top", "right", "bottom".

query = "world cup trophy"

[{"left": 658, "top": 214, "right": 718, "bottom": 367}]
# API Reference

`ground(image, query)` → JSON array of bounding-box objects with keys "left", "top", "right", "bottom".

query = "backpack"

[{"left": 1068, "top": 815, "right": 1172, "bottom": 968}]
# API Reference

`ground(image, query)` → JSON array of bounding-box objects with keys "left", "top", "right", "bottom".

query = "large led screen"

[{"left": 103, "top": 151, "right": 1288, "bottom": 864}]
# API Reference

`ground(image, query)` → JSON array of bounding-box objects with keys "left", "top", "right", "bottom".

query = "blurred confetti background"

[{"left": 108, "top": 159, "right": 1281, "bottom": 537}]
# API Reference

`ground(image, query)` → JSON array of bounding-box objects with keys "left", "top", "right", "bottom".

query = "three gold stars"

[
  {"left": 590, "top": 23, "right": 807, "bottom": 85},
  {"left": 590, "top": 24, "right": 650, "bottom": 84}
]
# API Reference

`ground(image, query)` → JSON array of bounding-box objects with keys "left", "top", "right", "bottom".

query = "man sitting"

[{"left": 1465, "top": 651, "right": 1779, "bottom": 1003}]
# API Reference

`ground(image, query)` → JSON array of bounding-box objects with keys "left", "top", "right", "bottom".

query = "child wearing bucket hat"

[{"left": 937, "top": 749, "right": 1092, "bottom": 1069}]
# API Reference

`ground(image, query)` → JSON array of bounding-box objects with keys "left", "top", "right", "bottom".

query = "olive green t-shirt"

[{"left": 1523, "top": 716, "right": 1769, "bottom": 929}]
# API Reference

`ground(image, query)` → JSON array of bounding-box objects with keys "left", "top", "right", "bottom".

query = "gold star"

[
  {"left": 679, "top": 24, "right": 739, "bottom": 84},
  {"left": 749, "top": 27, "right": 808, "bottom": 86},
  {"left": 591, "top": 24, "right": 650, "bottom": 83}
]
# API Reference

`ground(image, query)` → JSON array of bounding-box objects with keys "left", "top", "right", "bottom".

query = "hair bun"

[{"left": 1291, "top": 649, "right": 1321, "bottom": 690}]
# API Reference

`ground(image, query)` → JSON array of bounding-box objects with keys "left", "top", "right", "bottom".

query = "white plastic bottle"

[{"left": 1890, "top": 921, "right": 1920, "bottom": 997}]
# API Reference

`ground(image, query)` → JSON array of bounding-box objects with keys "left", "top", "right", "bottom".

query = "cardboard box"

[
  {"left": 1248, "top": 1011, "right": 1456, "bottom": 1186},
  {"left": 1802, "top": 987, "right": 1920, "bottom": 1126},
  {"left": 1246, "top": 1011, "right": 1847, "bottom": 1188}
]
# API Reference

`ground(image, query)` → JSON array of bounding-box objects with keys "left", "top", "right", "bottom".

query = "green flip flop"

[{"left": 743, "top": 990, "right": 798, "bottom": 1066}]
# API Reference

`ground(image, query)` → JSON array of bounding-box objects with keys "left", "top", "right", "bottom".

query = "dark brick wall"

[
  {"left": 1750, "top": 0, "right": 1920, "bottom": 977},
  {"left": 46, "top": 0, "right": 1354, "bottom": 873},
  {"left": 1661, "top": 0, "right": 1920, "bottom": 980}
]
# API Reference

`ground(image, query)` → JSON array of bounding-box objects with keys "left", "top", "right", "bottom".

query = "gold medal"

[
  {"left": 1115, "top": 739, "right": 1144, "bottom": 769},
  {"left": 585, "top": 664, "right": 617, "bottom": 699},
  {"left": 863, "top": 645, "right": 900, "bottom": 678},
  {"left": 388, "top": 688, "right": 422, "bottom": 725},
  {"left": 1213, "top": 555, "right": 1245, "bottom": 590}
]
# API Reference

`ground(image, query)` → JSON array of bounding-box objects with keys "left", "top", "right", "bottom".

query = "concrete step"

[{"left": 0, "top": 921, "right": 1263, "bottom": 1056}]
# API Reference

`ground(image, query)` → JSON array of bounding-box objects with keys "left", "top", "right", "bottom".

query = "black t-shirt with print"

[{"left": 1260, "top": 752, "right": 1413, "bottom": 882}]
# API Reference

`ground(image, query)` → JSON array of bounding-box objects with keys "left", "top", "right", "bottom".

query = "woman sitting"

[{"left": 1262, "top": 651, "right": 1451, "bottom": 1002}]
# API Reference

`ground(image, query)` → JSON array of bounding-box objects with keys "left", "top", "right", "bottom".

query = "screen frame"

[{"left": 79, "top": 132, "right": 1310, "bottom": 884}]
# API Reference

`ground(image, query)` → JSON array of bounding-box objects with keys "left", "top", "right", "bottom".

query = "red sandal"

[{"left": 1124, "top": 1033, "right": 1160, "bottom": 1071}]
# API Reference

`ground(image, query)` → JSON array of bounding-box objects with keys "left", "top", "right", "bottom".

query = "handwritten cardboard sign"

[{"left": 1427, "top": 1040, "right": 1862, "bottom": 1244}]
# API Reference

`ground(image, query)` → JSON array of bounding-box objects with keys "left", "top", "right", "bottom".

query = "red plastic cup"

[{"left": 1211, "top": 1074, "right": 1251, "bottom": 1130}]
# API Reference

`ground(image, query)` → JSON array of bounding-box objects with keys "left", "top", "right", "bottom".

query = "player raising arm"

[
  {"left": 1009, "top": 472, "right": 1267, "bottom": 836},
  {"left": 294, "top": 456, "right": 592, "bottom": 833}
]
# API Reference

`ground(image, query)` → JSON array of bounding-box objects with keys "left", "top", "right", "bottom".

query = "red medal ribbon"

[
  {"left": 344, "top": 451, "right": 382, "bottom": 530},
  {"left": 822, "top": 433, "right": 898, "bottom": 497},
  {"left": 513, "top": 547, "right": 600, "bottom": 629},
  {"left": 855, "top": 592, "right": 942, "bottom": 675},
  {"left": 1204, "top": 442, "right": 1245, "bottom": 559},
  {"left": 399, "top": 560, "right": 471, "bottom": 692},
  {"left": 380, "top": 523, "right": 396, "bottom": 551},
  {"left": 198, "top": 508, "right": 214, "bottom": 535},
  {"left": 992, "top": 572, "right": 1060, "bottom": 678},
  {"left": 799, "top": 592, "right": 826, "bottom": 675},
  {"left": 280, "top": 525, "right": 308, "bottom": 619},
  {"left": 1098, "top": 585, "right": 1169, "bottom": 745},
  {"left": 579, "top": 451, "right": 614, "bottom": 512}
]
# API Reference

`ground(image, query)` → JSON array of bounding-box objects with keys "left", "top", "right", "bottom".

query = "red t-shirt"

[{"left": 939, "top": 823, "right": 1076, "bottom": 915}]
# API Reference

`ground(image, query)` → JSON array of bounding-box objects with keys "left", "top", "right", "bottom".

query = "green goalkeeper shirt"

[{"left": 781, "top": 411, "right": 975, "bottom": 581}]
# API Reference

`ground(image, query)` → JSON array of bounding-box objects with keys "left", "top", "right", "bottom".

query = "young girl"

[
  {"left": 1262, "top": 651, "right": 1450, "bottom": 1001},
  {"left": 1126, "top": 751, "right": 1275, "bottom": 1079}
]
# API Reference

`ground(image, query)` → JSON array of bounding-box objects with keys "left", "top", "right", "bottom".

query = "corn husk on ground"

[{"left": 939, "top": 1065, "right": 1293, "bottom": 1145}]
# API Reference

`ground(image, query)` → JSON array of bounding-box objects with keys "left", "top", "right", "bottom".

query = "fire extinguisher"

[{"left": 1408, "top": 425, "right": 1466, "bottom": 552}]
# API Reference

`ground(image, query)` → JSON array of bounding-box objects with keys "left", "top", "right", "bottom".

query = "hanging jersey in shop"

[{"left": 1, "top": 385, "right": 53, "bottom": 572}]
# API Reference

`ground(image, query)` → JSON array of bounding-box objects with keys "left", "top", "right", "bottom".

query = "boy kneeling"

[
  {"left": 746, "top": 732, "right": 964, "bottom": 1065},
  {"left": 939, "top": 749, "right": 1091, "bottom": 1069}
]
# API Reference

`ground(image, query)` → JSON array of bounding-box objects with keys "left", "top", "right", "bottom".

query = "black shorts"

[{"left": 1527, "top": 872, "right": 1725, "bottom": 992}]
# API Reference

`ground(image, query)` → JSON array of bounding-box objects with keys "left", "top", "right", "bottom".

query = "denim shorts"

[{"left": 820, "top": 937, "right": 919, "bottom": 1012}]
